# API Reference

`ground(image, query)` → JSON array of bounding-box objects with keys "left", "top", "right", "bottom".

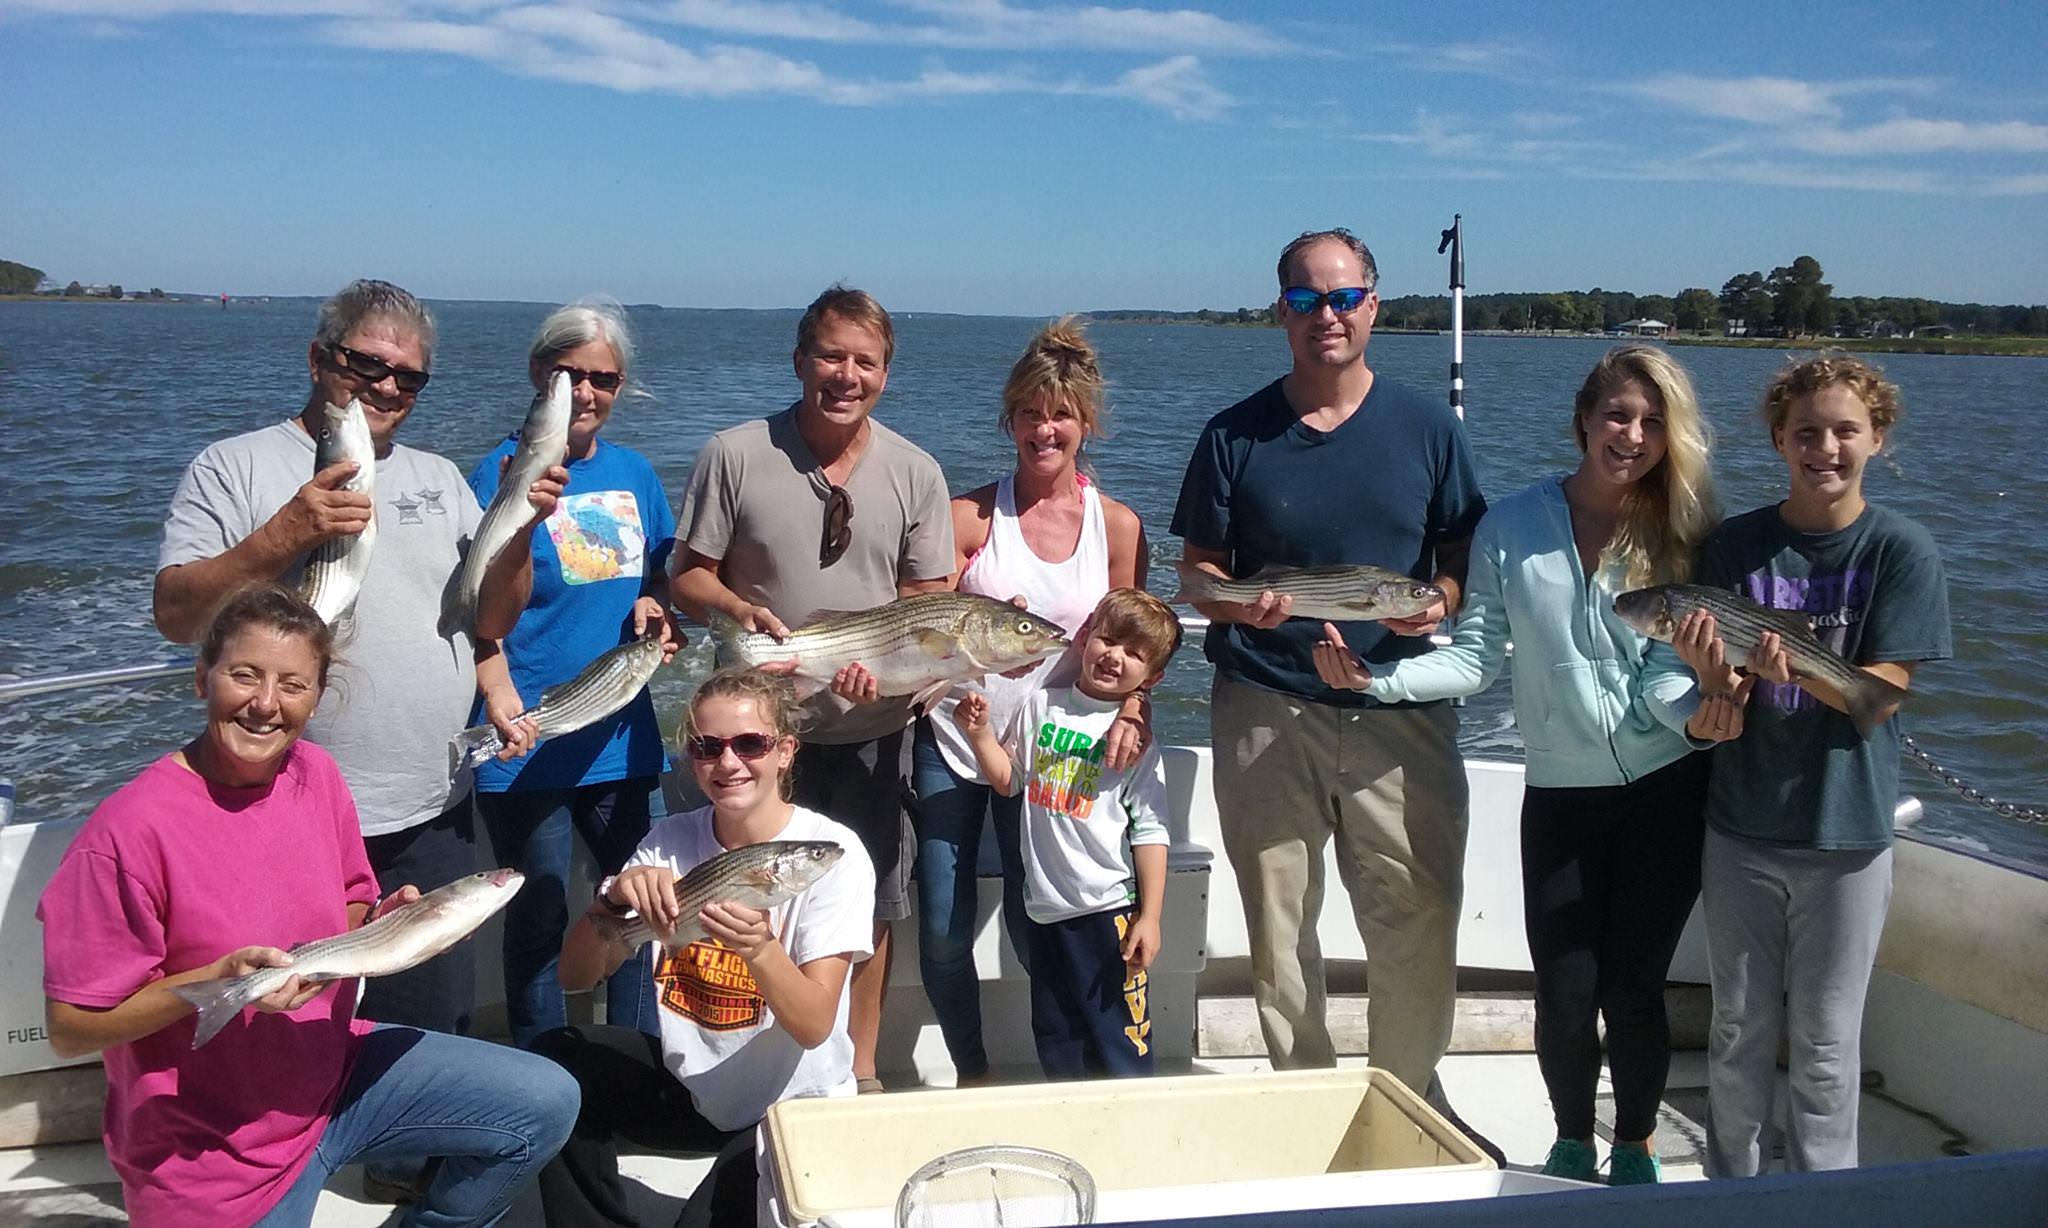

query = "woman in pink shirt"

[{"left": 39, "top": 585, "right": 577, "bottom": 1227}]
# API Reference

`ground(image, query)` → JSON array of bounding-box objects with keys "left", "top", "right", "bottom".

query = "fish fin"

[
  {"left": 909, "top": 680, "right": 955, "bottom": 718},
  {"left": 1168, "top": 560, "right": 1218, "bottom": 606},
  {"left": 910, "top": 628, "right": 965, "bottom": 659},
  {"left": 169, "top": 973, "right": 264, "bottom": 1048},
  {"left": 1840, "top": 669, "right": 1912, "bottom": 738}
]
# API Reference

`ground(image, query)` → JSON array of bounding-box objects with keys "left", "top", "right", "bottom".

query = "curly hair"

[{"left": 1759, "top": 352, "right": 1903, "bottom": 441}]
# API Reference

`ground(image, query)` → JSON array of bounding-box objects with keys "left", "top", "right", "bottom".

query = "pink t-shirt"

[{"left": 39, "top": 744, "right": 379, "bottom": 1228}]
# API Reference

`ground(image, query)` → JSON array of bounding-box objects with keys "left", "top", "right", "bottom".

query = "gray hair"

[
  {"left": 530, "top": 296, "right": 636, "bottom": 382},
  {"left": 313, "top": 279, "right": 436, "bottom": 363},
  {"left": 1276, "top": 228, "right": 1379, "bottom": 293}
]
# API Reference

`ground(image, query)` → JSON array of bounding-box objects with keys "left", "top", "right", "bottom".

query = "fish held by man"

[
  {"left": 1170, "top": 560, "right": 1445, "bottom": 623},
  {"left": 171, "top": 869, "right": 525, "bottom": 1047},
  {"left": 590, "top": 840, "right": 845, "bottom": 952},
  {"left": 708, "top": 592, "right": 1071, "bottom": 714},
  {"left": 1613, "top": 583, "right": 1910, "bottom": 737},
  {"left": 297, "top": 398, "right": 377, "bottom": 627},
  {"left": 437, "top": 371, "right": 571, "bottom": 638},
  {"left": 449, "top": 633, "right": 666, "bottom": 772}
]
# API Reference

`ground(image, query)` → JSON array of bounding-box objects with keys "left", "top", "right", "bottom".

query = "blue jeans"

[
  {"left": 257, "top": 1025, "right": 579, "bottom": 1227},
  {"left": 478, "top": 778, "right": 663, "bottom": 1049},
  {"left": 910, "top": 723, "right": 1029, "bottom": 1079}
]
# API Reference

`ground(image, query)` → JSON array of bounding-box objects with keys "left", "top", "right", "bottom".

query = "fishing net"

[{"left": 894, "top": 1144, "right": 1097, "bottom": 1228}]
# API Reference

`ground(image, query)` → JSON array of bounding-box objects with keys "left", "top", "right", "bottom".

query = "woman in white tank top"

[{"left": 912, "top": 318, "right": 1149, "bottom": 1084}]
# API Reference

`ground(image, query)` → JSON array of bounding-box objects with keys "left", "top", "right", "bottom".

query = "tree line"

[
  {"left": 1376, "top": 254, "right": 2045, "bottom": 337},
  {"left": 1094, "top": 255, "right": 2045, "bottom": 338}
]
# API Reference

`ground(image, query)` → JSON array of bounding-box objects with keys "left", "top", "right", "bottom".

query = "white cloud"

[
  {"left": 623, "top": 0, "right": 1288, "bottom": 54},
  {"left": 1509, "top": 110, "right": 1577, "bottom": 133},
  {"left": 1788, "top": 117, "right": 2048, "bottom": 157},
  {"left": 1625, "top": 73, "right": 1930, "bottom": 126},
  {"left": 1982, "top": 173, "right": 2048, "bottom": 196}
]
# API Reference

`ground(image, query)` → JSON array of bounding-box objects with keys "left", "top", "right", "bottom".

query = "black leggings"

[
  {"left": 531, "top": 1024, "right": 757, "bottom": 1228},
  {"left": 1521, "top": 752, "right": 1709, "bottom": 1142}
]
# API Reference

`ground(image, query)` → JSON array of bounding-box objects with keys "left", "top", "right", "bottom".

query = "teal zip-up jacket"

[{"left": 1365, "top": 477, "right": 1704, "bottom": 788}]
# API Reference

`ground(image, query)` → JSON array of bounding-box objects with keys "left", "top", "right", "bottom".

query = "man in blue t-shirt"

[{"left": 1171, "top": 228, "right": 1487, "bottom": 1113}]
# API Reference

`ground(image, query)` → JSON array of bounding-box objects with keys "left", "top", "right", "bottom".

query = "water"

[{"left": 2, "top": 300, "right": 2043, "bottom": 870}]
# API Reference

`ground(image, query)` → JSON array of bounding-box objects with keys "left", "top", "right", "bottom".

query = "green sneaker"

[
  {"left": 1540, "top": 1138, "right": 1600, "bottom": 1183},
  {"left": 1607, "top": 1144, "right": 1662, "bottom": 1186}
]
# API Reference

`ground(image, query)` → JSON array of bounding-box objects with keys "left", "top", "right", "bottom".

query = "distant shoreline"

[{"left": 1086, "top": 315, "right": 2048, "bottom": 357}]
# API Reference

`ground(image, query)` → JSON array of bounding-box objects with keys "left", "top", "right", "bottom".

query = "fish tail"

[
  {"left": 170, "top": 972, "right": 268, "bottom": 1048},
  {"left": 437, "top": 587, "right": 474, "bottom": 640},
  {"left": 1841, "top": 669, "right": 1912, "bottom": 738},
  {"left": 1168, "top": 560, "right": 1218, "bottom": 606},
  {"left": 450, "top": 724, "right": 501, "bottom": 773}
]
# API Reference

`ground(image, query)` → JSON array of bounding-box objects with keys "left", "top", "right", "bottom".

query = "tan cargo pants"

[{"left": 1210, "top": 673, "right": 1469, "bottom": 1093}]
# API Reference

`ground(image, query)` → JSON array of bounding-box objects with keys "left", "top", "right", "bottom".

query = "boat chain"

[{"left": 1900, "top": 735, "right": 2048, "bottom": 827}]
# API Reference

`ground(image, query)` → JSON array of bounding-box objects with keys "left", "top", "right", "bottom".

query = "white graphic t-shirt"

[{"left": 625, "top": 805, "right": 876, "bottom": 1131}]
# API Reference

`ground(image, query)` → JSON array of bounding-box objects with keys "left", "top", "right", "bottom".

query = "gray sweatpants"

[
  {"left": 1701, "top": 826, "right": 1892, "bottom": 1177},
  {"left": 1210, "top": 674, "right": 1469, "bottom": 1094}
]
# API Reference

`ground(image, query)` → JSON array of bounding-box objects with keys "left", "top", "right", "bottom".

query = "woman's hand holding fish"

[
  {"left": 829, "top": 662, "right": 882, "bottom": 704},
  {"left": 211, "top": 946, "right": 323, "bottom": 1014},
  {"left": 482, "top": 686, "right": 541, "bottom": 761},
  {"left": 1103, "top": 693, "right": 1151, "bottom": 771},
  {"left": 1671, "top": 610, "right": 1741, "bottom": 692},
  {"left": 631, "top": 596, "right": 685, "bottom": 663},
  {"left": 367, "top": 885, "right": 422, "bottom": 924},
  {"left": 525, "top": 463, "right": 570, "bottom": 521},
  {"left": 1311, "top": 623, "right": 1374, "bottom": 691},
  {"left": 1687, "top": 675, "right": 1755, "bottom": 743},
  {"left": 699, "top": 901, "right": 776, "bottom": 963},
  {"left": 610, "top": 866, "right": 682, "bottom": 937}
]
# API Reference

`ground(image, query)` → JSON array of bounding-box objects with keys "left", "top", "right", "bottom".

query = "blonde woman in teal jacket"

[{"left": 1312, "top": 345, "right": 1746, "bottom": 1186}]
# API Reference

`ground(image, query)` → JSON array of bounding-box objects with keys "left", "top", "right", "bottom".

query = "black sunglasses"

[
  {"left": 1281, "top": 287, "right": 1371, "bottom": 316},
  {"left": 820, "top": 483, "right": 853, "bottom": 568},
  {"left": 327, "top": 342, "right": 431, "bottom": 393},
  {"left": 553, "top": 364, "right": 624, "bottom": 393},
  {"left": 684, "top": 732, "right": 779, "bottom": 762}
]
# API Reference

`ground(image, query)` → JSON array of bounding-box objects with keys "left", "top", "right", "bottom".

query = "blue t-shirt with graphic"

[
  {"left": 1698, "top": 503, "right": 1951, "bottom": 849},
  {"left": 1170, "top": 376, "right": 1487, "bottom": 707},
  {"left": 466, "top": 437, "right": 677, "bottom": 792}
]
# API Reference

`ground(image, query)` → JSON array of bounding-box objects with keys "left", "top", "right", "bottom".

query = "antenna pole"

[{"left": 1437, "top": 214, "right": 1465, "bottom": 420}]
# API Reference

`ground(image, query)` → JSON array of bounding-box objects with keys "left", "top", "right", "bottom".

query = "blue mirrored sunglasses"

[{"left": 1281, "top": 287, "right": 1371, "bottom": 316}]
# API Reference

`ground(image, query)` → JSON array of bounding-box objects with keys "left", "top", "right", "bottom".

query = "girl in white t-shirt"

[{"left": 535, "top": 668, "right": 876, "bottom": 1228}]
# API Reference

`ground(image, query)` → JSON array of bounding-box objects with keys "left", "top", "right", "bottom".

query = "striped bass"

[
  {"left": 297, "top": 398, "right": 376, "bottom": 627},
  {"left": 1613, "top": 583, "right": 1910, "bottom": 737},
  {"left": 710, "top": 593, "right": 1070, "bottom": 714},
  {"left": 591, "top": 840, "right": 844, "bottom": 951},
  {"left": 171, "top": 868, "right": 523, "bottom": 1047},
  {"left": 1171, "top": 560, "right": 1444, "bottom": 623},
  {"left": 438, "top": 371, "right": 570, "bottom": 638},
  {"left": 448, "top": 633, "right": 666, "bottom": 772}
]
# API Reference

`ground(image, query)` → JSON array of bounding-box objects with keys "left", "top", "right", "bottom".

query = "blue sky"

[{"left": 3, "top": 1, "right": 2044, "bottom": 313}]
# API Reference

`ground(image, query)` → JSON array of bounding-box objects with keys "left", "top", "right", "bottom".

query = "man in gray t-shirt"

[
  {"left": 153, "top": 281, "right": 562, "bottom": 1173},
  {"left": 671, "top": 285, "right": 954, "bottom": 1092}
]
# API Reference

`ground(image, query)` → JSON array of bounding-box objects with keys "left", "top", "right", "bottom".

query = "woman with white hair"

[{"left": 468, "top": 298, "right": 680, "bottom": 1048}]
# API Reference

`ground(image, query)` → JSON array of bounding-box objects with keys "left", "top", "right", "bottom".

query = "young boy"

[
  {"left": 954, "top": 587, "right": 1182, "bottom": 1080},
  {"left": 1659, "top": 354, "right": 1951, "bottom": 1177}
]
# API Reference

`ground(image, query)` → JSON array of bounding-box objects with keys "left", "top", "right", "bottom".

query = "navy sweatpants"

[{"left": 1027, "top": 908, "right": 1154, "bottom": 1080}]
